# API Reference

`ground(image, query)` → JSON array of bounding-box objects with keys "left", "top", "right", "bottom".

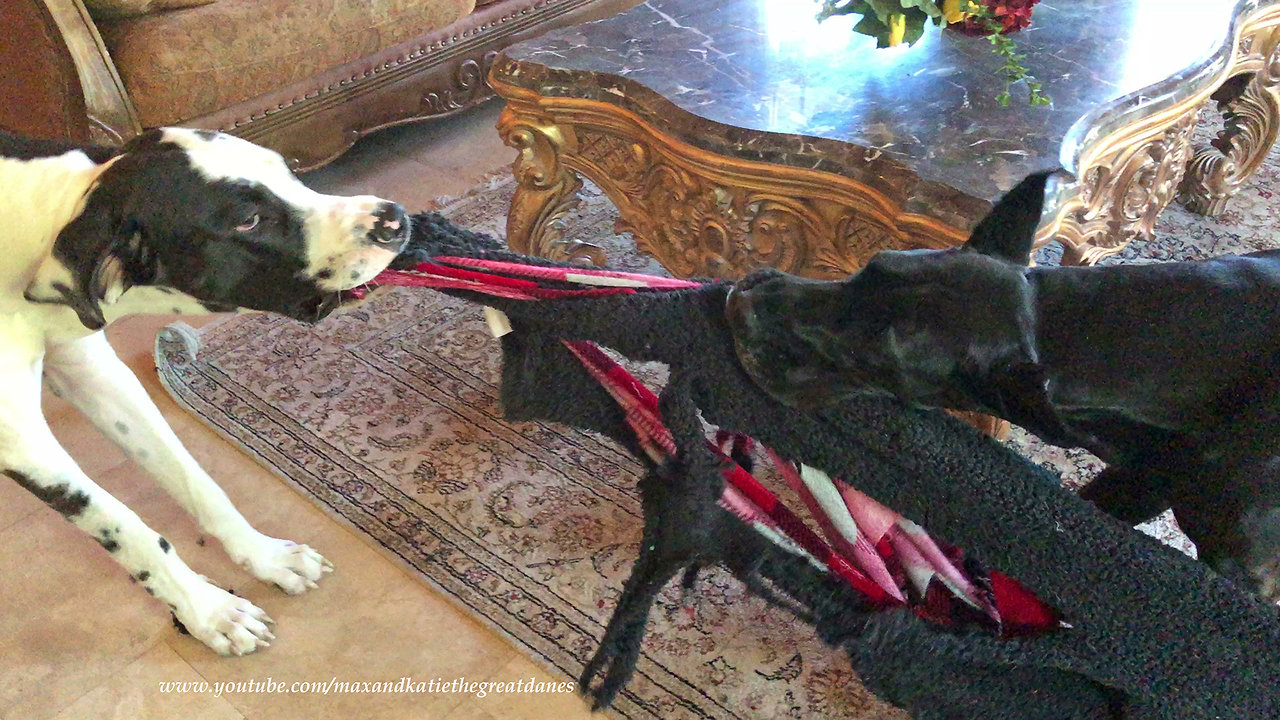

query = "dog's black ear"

[
  {"left": 24, "top": 200, "right": 154, "bottom": 331},
  {"left": 964, "top": 170, "right": 1056, "bottom": 265},
  {"left": 119, "top": 128, "right": 169, "bottom": 154}
]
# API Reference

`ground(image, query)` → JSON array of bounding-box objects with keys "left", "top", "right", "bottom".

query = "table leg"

[
  {"left": 1179, "top": 46, "right": 1280, "bottom": 216},
  {"left": 1044, "top": 9, "right": 1280, "bottom": 264},
  {"left": 497, "top": 105, "right": 606, "bottom": 265},
  {"left": 1044, "top": 112, "right": 1199, "bottom": 267}
]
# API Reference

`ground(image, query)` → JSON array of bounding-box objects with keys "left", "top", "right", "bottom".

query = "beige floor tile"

[
  {"left": 50, "top": 643, "right": 244, "bottom": 720},
  {"left": 401, "top": 102, "right": 513, "bottom": 185},
  {"left": 303, "top": 101, "right": 511, "bottom": 207},
  {"left": 0, "top": 510, "right": 172, "bottom": 720},
  {"left": 167, "top": 506, "right": 518, "bottom": 720},
  {"left": 0, "top": 475, "right": 43, "bottom": 535},
  {"left": 441, "top": 701, "right": 503, "bottom": 720}
]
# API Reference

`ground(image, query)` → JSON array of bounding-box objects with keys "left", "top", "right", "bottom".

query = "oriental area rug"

[{"left": 158, "top": 144, "right": 1280, "bottom": 717}]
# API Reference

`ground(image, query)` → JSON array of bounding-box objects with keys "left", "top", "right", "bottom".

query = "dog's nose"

[{"left": 367, "top": 202, "right": 409, "bottom": 246}]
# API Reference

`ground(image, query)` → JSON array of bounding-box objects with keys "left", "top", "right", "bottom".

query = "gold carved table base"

[
  {"left": 496, "top": 94, "right": 967, "bottom": 278},
  {"left": 1179, "top": 21, "right": 1280, "bottom": 216}
]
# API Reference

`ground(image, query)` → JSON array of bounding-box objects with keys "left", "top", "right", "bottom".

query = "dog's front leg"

[
  {"left": 42, "top": 331, "right": 331, "bottom": 594},
  {"left": 0, "top": 352, "right": 273, "bottom": 655}
]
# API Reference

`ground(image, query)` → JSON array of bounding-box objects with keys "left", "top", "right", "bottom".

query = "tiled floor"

[{"left": 0, "top": 100, "right": 600, "bottom": 720}]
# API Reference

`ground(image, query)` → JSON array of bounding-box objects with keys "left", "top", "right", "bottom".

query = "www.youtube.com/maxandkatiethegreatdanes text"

[{"left": 157, "top": 676, "right": 577, "bottom": 698}]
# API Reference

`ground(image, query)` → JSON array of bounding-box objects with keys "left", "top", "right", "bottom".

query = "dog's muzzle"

[{"left": 726, "top": 270, "right": 859, "bottom": 410}]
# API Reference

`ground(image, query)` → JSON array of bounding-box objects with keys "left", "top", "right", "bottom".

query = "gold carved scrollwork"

[
  {"left": 497, "top": 105, "right": 605, "bottom": 265},
  {"left": 1179, "top": 22, "right": 1280, "bottom": 215},
  {"left": 421, "top": 52, "right": 501, "bottom": 115},
  {"left": 564, "top": 124, "right": 956, "bottom": 280},
  {"left": 1046, "top": 112, "right": 1198, "bottom": 265}
]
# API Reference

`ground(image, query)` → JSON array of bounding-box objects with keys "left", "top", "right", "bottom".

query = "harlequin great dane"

[{"left": 0, "top": 128, "right": 408, "bottom": 655}]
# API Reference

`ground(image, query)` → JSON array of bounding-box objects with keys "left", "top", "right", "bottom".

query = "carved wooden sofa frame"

[{"left": 0, "top": 0, "right": 635, "bottom": 171}]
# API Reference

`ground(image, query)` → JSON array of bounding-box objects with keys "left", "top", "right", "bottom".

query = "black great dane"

[
  {"left": 727, "top": 171, "right": 1280, "bottom": 602},
  {"left": 0, "top": 128, "right": 408, "bottom": 654}
]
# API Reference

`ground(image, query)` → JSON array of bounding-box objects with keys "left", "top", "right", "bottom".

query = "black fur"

[
  {"left": 727, "top": 171, "right": 1280, "bottom": 600},
  {"left": 1, "top": 469, "right": 90, "bottom": 519},
  {"left": 399, "top": 214, "right": 1280, "bottom": 719}
]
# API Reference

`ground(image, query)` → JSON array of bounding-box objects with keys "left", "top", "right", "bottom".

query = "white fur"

[{"left": 0, "top": 151, "right": 110, "bottom": 342}]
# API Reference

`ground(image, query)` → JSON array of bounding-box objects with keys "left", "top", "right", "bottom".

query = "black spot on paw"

[
  {"left": 144, "top": 585, "right": 155, "bottom": 596},
  {"left": 114, "top": 421, "right": 129, "bottom": 435},
  {"left": 136, "top": 570, "right": 150, "bottom": 582},
  {"left": 316, "top": 268, "right": 334, "bottom": 280},
  {"left": 171, "top": 612, "right": 189, "bottom": 635},
  {"left": 158, "top": 536, "right": 170, "bottom": 552},
  {"left": 97, "top": 537, "right": 120, "bottom": 552}
]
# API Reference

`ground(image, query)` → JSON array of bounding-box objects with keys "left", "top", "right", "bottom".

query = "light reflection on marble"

[{"left": 497, "top": 0, "right": 1266, "bottom": 225}]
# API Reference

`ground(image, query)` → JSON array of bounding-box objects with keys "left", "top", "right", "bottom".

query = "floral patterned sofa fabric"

[{"left": 97, "top": 0, "right": 475, "bottom": 127}]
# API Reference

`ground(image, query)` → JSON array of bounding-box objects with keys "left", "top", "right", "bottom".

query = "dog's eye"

[{"left": 236, "top": 214, "right": 260, "bottom": 232}]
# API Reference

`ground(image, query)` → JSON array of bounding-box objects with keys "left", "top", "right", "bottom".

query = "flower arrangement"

[{"left": 817, "top": 0, "right": 1049, "bottom": 107}]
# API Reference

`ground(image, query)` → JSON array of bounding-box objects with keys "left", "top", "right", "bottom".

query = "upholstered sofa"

[{"left": 0, "top": 0, "right": 633, "bottom": 170}]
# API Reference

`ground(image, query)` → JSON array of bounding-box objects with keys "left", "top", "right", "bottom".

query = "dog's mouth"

[{"left": 289, "top": 286, "right": 377, "bottom": 324}]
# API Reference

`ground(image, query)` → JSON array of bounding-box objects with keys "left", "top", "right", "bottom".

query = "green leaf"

[
  {"left": 817, "top": 0, "right": 872, "bottom": 20},
  {"left": 901, "top": 0, "right": 942, "bottom": 18},
  {"left": 865, "top": 0, "right": 901, "bottom": 23},
  {"left": 902, "top": 8, "right": 929, "bottom": 45},
  {"left": 852, "top": 13, "right": 891, "bottom": 43}
]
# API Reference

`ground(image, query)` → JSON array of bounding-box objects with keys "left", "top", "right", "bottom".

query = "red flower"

[{"left": 953, "top": 0, "right": 1040, "bottom": 36}]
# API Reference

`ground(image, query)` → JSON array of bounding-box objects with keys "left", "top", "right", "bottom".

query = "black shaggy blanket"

[{"left": 388, "top": 212, "right": 1280, "bottom": 719}]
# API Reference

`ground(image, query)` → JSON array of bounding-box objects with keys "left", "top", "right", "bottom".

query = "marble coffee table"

[{"left": 488, "top": 0, "right": 1280, "bottom": 277}]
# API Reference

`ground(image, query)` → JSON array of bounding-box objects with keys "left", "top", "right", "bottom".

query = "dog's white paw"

[
  {"left": 229, "top": 533, "right": 333, "bottom": 594},
  {"left": 177, "top": 582, "right": 274, "bottom": 656}
]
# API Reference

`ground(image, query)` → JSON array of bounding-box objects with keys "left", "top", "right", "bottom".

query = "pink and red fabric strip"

[{"left": 366, "top": 258, "right": 1060, "bottom": 637}]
